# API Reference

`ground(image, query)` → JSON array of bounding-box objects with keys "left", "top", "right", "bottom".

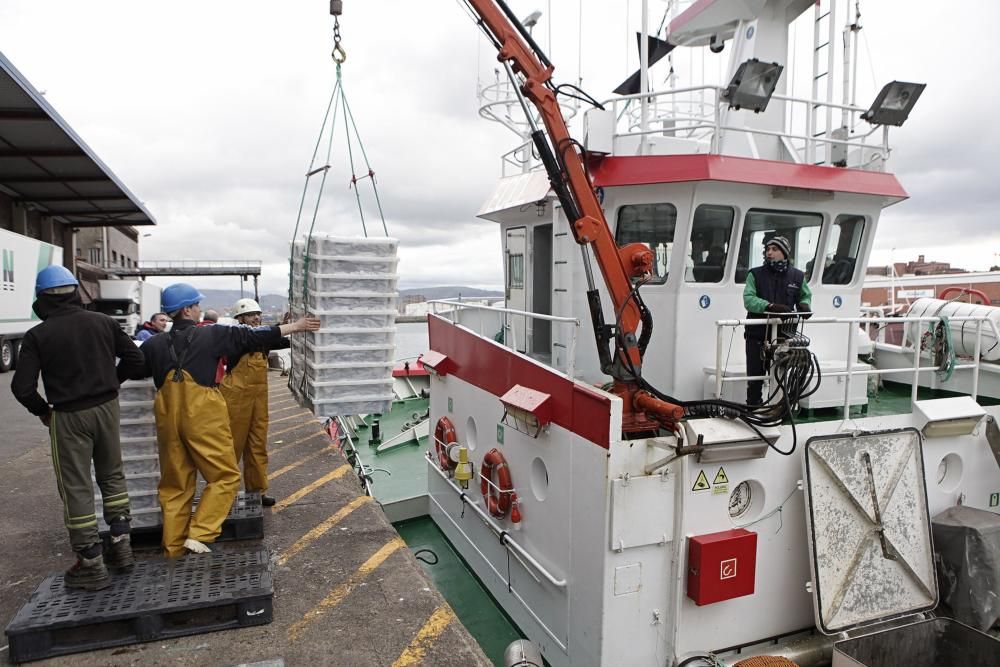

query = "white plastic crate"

[
  {"left": 119, "top": 379, "right": 156, "bottom": 402},
  {"left": 306, "top": 292, "right": 397, "bottom": 311},
  {"left": 119, "top": 418, "right": 157, "bottom": 440},
  {"left": 311, "top": 395, "right": 394, "bottom": 417},
  {"left": 119, "top": 400, "right": 155, "bottom": 421},
  {"left": 315, "top": 309, "right": 396, "bottom": 330},
  {"left": 305, "top": 362, "right": 395, "bottom": 383},
  {"left": 307, "top": 327, "right": 396, "bottom": 347},
  {"left": 305, "top": 341, "right": 396, "bottom": 365},
  {"left": 119, "top": 454, "right": 159, "bottom": 476},
  {"left": 96, "top": 488, "right": 159, "bottom": 513},
  {"left": 305, "top": 378, "right": 395, "bottom": 401},
  {"left": 120, "top": 436, "right": 158, "bottom": 456},
  {"left": 97, "top": 506, "right": 161, "bottom": 531},
  {"left": 306, "top": 236, "right": 398, "bottom": 258},
  {"left": 306, "top": 273, "right": 399, "bottom": 294}
]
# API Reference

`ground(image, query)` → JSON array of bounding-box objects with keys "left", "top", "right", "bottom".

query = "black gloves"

[
  {"left": 797, "top": 302, "right": 812, "bottom": 319},
  {"left": 767, "top": 303, "right": 792, "bottom": 314}
]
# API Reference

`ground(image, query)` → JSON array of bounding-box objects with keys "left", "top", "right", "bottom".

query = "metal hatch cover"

[{"left": 803, "top": 428, "right": 937, "bottom": 634}]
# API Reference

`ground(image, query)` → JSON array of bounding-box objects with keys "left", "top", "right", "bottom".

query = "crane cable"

[{"left": 287, "top": 11, "right": 389, "bottom": 395}]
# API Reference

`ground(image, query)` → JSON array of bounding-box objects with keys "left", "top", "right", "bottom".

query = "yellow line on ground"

[
  {"left": 269, "top": 403, "right": 305, "bottom": 416},
  {"left": 288, "top": 537, "right": 404, "bottom": 641},
  {"left": 391, "top": 605, "right": 457, "bottom": 667},
  {"left": 270, "top": 410, "right": 314, "bottom": 425},
  {"left": 276, "top": 496, "right": 372, "bottom": 566},
  {"left": 269, "top": 430, "right": 328, "bottom": 457},
  {"left": 269, "top": 398, "right": 297, "bottom": 408},
  {"left": 270, "top": 421, "right": 324, "bottom": 440},
  {"left": 269, "top": 444, "right": 337, "bottom": 480},
  {"left": 273, "top": 464, "right": 352, "bottom": 513}
]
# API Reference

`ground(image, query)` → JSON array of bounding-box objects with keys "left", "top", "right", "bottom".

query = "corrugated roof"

[{"left": 0, "top": 50, "right": 154, "bottom": 227}]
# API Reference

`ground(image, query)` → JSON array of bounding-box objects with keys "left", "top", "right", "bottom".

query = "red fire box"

[{"left": 687, "top": 528, "right": 757, "bottom": 605}]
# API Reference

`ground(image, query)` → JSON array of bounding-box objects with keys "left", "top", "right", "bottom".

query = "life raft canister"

[
  {"left": 480, "top": 447, "right": 516, "bottom": 519},
  {"left": 435, "top": 416, "right": 458, "bottom": 471}
]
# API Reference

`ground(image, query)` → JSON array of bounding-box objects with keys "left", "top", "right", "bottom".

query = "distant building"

[
  {"left": 862, "top": 271, "right": 1000, "bottom": 307},
  {"left": 400, "top": 294, "right": 425, "bottom": 314},
  {"left": 867, "top": 254, "right": 967, "bottom": 278}
]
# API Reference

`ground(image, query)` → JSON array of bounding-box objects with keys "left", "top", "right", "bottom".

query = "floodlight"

[
  {"left": 914, "top": 397, "right": 985, "bottom": 438},
  {"left": 722, "top": 59, "right": 783, "bottom": 113},
  {"left": 861, "top": 81, "right": 926, "bottom": 126},
  {"left": 522, "top": 10, "right": 542, "bottom": 30}
]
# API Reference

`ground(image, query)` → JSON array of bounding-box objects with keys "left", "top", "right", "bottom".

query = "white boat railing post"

[
  {"left": 715, "top": 324, "right": 724, "bottom": 399},
  {"left": 911, "top": 320, "right": 923, "bottom": 406},
  {"left": 973, "top": 319, "right": 983, "bottom": 400},
  {"left": 566, "top": 320, "right": 578, "bottom": 379},
  {"left": 842, "top": 319, "right": 857, "bottom": 418}
]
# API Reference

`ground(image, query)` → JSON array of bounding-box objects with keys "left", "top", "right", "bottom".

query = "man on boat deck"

[
  {"left": 11, "top": 266, "right": 146, "bottom": 590},
  {"left": 220, "top": 298, "right": 290, "bottom": 507},
  {"left": 743, "top": 235, "right": 812, "bottom": 406},
  {"left": 140, "top": 283, "right": 320, "bottom": 557}
]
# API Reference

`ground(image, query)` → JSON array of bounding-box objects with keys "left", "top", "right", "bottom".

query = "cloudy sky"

[{"left": 1, "top": 0, "right": 997, "bottom": 295}]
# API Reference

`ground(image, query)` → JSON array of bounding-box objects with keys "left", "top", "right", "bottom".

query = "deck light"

[
  {"left": 722, "top": 59, "right": 783, "bottom": 113},
  {"left": 914, "top": 397, "right": 985, "bottom": 438},
  {"left": 499, "top": 385, "right": 552, "bottom": 438},
  {"left": 421, "top": 349, "right": 456, "bottom": 377},
  {"left": 861, "top": 81, "right": 926, "bottom": 127}
]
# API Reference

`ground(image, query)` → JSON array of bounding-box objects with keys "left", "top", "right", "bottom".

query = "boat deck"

[{"left": 0, "top": 371, "right": 489, "bottom": 666}]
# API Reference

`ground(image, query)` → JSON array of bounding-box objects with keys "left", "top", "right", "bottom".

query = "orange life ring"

[
  {"left": 435, "top": 417, "right": 458, "bottom": 471},
  {"left": 480, "top": 448, "right": 514, "bottom": 518}
]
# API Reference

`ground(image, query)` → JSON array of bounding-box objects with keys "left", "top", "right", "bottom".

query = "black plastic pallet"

[
  {"left": 4, "top": 549, "right": 272, "bottom": 664},
  {"left": 101, "top": 491, "right": 264, "bottom": 551}
]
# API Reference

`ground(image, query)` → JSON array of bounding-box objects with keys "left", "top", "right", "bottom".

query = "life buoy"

[
  {"left": 480, "top": 448, "right": 514, "bottom": 518},
  {"left": 434, "top": 417, "right": 458, "bottom": 471}
]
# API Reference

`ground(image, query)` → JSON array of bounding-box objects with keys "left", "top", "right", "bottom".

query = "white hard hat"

[{"left": 233, "top": 298, "right": 262, "bottom": 317}]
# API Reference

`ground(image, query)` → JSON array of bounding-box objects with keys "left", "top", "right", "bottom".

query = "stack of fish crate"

[
  {"left": 289, "top": 235, "right": 398, "bottom": 418},
  {"left": 93, "top": 378, "right": 161, "bottom": 530}
]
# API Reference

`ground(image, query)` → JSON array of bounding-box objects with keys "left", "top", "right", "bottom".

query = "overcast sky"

[{"left": 1, "top": 0, "right": 997, "bottom": 296}]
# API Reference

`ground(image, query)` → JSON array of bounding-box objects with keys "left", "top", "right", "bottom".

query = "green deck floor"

[
  {"left": 796, "top": 380, "right": 1000, "bottom": 424},
  {"left": 350, "top": 395, "right": 430, "bottom": 506},
  {"left": 395, "top": 516, "right": 523, "bottom": 666}
]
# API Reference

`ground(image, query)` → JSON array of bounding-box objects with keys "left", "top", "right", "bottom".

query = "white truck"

[
  {"left": 0, "top": 227, "right": 63, "bottom": 372},
  {"left": 94, "top": 279, "right": 162, "bottom": 338}
]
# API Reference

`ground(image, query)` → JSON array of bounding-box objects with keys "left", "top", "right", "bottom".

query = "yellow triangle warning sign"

[
  {"left": 692, "top": 470, "right": 711, "bottom": 492},
  {"left": 713, "top": 467, "right": 729, "bottom": 485}
]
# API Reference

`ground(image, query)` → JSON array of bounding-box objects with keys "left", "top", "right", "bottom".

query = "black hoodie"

[{"left": 11, "top": 291, "right": 146, "bottom": 416}]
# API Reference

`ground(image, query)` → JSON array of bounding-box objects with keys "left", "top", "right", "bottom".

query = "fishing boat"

[{"left": 341, "top": 1, "right": 1000, "bottom": 665}]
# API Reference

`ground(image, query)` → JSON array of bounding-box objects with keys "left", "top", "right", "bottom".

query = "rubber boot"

[
  {"left": 105, "top": 534, "right": 135, "bottom": 571},
  {"left": 65, "top": 553, "right": 111, "bottom": 591},
  {"left": 260, "top": 495, "right": 276, "bottom": 507},
  {"left": 183, "top": 538, "right": 211, "bottom": 554}
]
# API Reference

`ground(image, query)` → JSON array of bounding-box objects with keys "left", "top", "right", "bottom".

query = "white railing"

[
  {"left": 712, "top": 315, "right": 1000, "bottom": 412},
  {"left": 607, "top": 85, "right": 888, "bottom": 169},
  {"left": 427, "top": 299, "right": 581, "bottom": 378}
]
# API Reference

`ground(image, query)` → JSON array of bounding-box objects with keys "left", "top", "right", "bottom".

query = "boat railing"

[
  {"left": 712, "top": 314, "right": 1000, "bottom": 412},
  {"left": 607, "top": 84, "right": 888, "bottom": 169},
  {"left": 428, "top": 299, "right": 582, "bottom": 377}
]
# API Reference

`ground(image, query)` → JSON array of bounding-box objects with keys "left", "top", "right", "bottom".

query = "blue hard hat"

[
  {"left": 34, "top": 265, "right": 79, "bottom": 295},
  {"left": 161, "top": 283, "right": 205, "bottom": 313}
]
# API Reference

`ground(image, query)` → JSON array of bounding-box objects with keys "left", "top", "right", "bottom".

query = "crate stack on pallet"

[
  {"left": 95, "top": 378, "right": 161, "bottom": 529},
  {"left": 289, "top": 235, "right": 399, "bottom": 418},
  {"left": 90, "top": 378, "right": 264, "bottom": 546}
]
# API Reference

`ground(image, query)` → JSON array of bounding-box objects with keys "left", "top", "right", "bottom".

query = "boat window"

[
  {"left": 507, "top": 253, "right": 524, "bottom": 289},
  {"left": 820, "top": 215, "right": 866, "bottom": 285},
  {"left": 687, "top": 205, "right": 735, "bottom": 283},
  {"left": 735, "top": 209, "right": 823, "bottom": 283},
  {"left": 615, "top": 203, "right": 677, "bottom": 285}
]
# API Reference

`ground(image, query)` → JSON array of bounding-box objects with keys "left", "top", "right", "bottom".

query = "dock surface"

[{"left": 1, "top": 371, "right": 489, "bottom": 666}]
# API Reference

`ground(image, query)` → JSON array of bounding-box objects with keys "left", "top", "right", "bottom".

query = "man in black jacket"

[
  {"left": 11, "top": 266, "right": 146, "bottom": 590},
  {"left": 742, "top": 236, "right": 812, "bottom": 405}
]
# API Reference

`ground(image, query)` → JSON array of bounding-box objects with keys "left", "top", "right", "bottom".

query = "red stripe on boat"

[
  {"left": 428, "top": 315, "right": 613, "bottom": 449},
  {"left": 590, "top": 154, "right": 908, "bottom": 200}
]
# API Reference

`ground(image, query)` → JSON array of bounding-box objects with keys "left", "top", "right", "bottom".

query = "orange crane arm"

[{"left": 465, "top": 0, "right": 650, "bottom": 375}]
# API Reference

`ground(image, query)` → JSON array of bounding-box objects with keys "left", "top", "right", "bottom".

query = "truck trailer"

[{"left": 0, "top": 227, "right": 63, "bottom": 372}]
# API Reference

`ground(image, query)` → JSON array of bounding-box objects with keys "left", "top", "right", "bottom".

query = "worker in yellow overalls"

[
  {"left": 221, "top": 298, "right": 289, "bottom": 507},
  {"left": 140, "top": 284, "right": 319, "bottom": 557}
]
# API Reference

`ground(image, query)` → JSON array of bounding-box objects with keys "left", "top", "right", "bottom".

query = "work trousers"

[
  {"left": 154, "top": 370, "right": 241, "bottom": 557},
  {"left": 220, "top": 352, "right": 270, "bottom": 493},
  {"left": 49, "top": 398, "right": 131, "bottom": 553}
]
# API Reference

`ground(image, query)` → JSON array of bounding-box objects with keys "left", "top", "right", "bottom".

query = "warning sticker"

[
  {"left": 692, "top": 470, "right": 711, "bottom": 492},
  {"left": 713, "top": 467, "right": 729, "bottom": 485}
]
